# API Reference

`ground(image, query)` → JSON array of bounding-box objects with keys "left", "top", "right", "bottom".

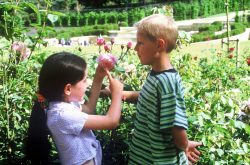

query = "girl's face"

[
  {"left": 134, "top": 32, "right": 158, "bottom": 65},
  {"left": 67, "top": 69, "right": 88, "bottom": 102}
]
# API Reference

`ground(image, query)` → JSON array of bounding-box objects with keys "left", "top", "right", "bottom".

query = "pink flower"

[
  {"left": 96, "top": 37, "right": 105, "bottom": 46},
  {"left": 104, "top": 44, "right": 111, "bottom": 52},
  {"left": 12, "top": 41, "right": 31, "bottom": 61},
  {"left": 97, "top": 54, "right": 118, "bottom": 70},
  {"left": 12, "top": 42, "right": 24, "bottom": 51},
  {"left": 21, "top": 48, "right": 31, "bottom": 60},
  {"left": 127, "top": 41, "right": 133, "bottom": 49}
]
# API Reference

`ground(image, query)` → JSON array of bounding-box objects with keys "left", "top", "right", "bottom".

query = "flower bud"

[
  {"left": 96, "top": 37, "right": 105, "bottom": 46},
  {"left": 127, "top": 41, "right": 133, "bottom": 49},
  {"left": 111, "top": 38, "right": 115, "bottom": 45},
  {"left": 104, "top": 44, "right": 111, "bottom": 52}
]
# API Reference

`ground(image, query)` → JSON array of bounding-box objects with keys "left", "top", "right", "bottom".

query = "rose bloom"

[
  {"left": 12, "top": 41, "right": 31, "bottom": 60},
  {"left": 127, "top": 41, "right": 133, "bottom": 49},
  {"left": 97, "top": 54, "right": 118, "bottom": 70},
  {"left": 124, "top": 64, "right": 136, "bottom": 73},
  {"left": 12, "top": 42, "right": 24, "bottom": 51},
  {"left": 21, "top": 48, "right": 31, "bottom": 60},
  {"left": 96, "top": 37, "right": 105, "bottom": 46},
  {"left": 104, "top": 44, "right": 111, "bottom": 52}
]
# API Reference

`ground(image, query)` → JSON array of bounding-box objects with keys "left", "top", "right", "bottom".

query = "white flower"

[{"left": 124, "top": 64, "right": 136, "bottom": 73}]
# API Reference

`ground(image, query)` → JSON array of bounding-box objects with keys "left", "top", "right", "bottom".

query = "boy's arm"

[
  {"left": 172, "top": 127, "right": 202, "bottom": 164},
  {"left": 100, "top": 89, "right": 139, "bottom": 103},
  {"left": 171, "top": 126, "right": 188, "bottom": 150},
  {"left": 122, "top": 91, "right": 139, "bottom": 102}
]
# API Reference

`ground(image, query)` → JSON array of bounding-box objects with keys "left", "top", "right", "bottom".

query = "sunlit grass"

[
  {"left": 40, "top": 40, "right": 250, "bottom": 59},
  {"left": 173, "top": 40, "right": 250, "bottom": 59}
]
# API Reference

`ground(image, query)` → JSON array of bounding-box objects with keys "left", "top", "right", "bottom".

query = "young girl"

[{"left": 26, "top": 52, "right": 123, "bottom": 165}]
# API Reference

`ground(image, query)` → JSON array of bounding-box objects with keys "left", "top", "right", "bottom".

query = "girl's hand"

[
  {"left": 185, "top": 141, "right": 202, "bottom": 164},
  {"left": 95, "top": 64, "right": 108, "bottom": 79},
  {"left": 106, "top": 70, "right": 123, "bottom": 96}
]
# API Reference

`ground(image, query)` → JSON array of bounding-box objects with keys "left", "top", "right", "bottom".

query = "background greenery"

[{"left": 0, "top": 0, "right": 250, "bottom": 165}]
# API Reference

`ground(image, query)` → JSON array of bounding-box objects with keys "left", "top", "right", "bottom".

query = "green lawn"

[
  {"left": 175, "top": 40, "right": 250, "bottom": 58},
  {"left": 1, "top": 36, "right": 249, "bottom": 61},
  {"left": 41, "top": 40, "right": 250, "bottom": 59}
]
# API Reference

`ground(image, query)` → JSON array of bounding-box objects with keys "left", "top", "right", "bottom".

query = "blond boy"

[{"left": 122, "top": 14, "right": 202, "bottom": 164}]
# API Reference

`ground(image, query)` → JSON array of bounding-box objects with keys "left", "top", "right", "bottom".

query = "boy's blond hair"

[{"left": 135, "top": 14, "right": 178, "bottom": 53}]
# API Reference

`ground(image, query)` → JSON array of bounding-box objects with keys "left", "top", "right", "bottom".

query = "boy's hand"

[
  {"left": 185, "top": 141, "right": 202, "bottom": 164},
  {"left": 100, "top": 87, "right": 111, "bottom": 98}
]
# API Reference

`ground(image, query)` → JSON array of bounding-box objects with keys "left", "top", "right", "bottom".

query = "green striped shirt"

[{"left": 129, "top": 69, "right": 188, "bottom": 165}]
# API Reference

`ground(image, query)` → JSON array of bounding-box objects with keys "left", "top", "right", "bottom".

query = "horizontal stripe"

[{"left": 130, "top": 71, "right": 188, "bottom": 164}]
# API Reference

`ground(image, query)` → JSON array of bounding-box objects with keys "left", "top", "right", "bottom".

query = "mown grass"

[
  {"left": 177, "top": 40, "right": 250, "bottom": 59},
  {"left": 1, "top": 36, "right": 249, "bottom": 61},
  {"left": 40, "top": 40, "right": 250, "bottom": 59}
]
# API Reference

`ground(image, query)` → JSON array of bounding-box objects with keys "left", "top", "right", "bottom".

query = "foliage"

[
  {"left": 2, "top": 0, "right": 249, "bottom": 30},
  {"left": 192, "top": 21, "right": 249, "bottom": 42},
  {"left": 0, "top": 1, "right": 62, "bottom": 164},
  {"left": 0, "top": 1, "right": 250, "bottom": 165},
  {"left": 176, "top": 52, "right": 250, "bottom": 164}
]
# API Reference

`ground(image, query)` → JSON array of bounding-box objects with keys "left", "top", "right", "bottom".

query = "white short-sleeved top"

[{"left": 46, "top": 101, "right": 102, "bottom": 165}]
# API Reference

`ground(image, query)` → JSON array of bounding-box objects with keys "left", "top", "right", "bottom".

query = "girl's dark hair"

[{"left": 25, "top": 52, "right": 87, "bottom": 164}]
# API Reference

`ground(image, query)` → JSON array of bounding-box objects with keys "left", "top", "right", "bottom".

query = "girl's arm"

[
  {"left": 82, "top": 65, "right": 106, "bottom": 114},
  {"left": 84, "top": 71, "right": 123, "bottom": 130}
]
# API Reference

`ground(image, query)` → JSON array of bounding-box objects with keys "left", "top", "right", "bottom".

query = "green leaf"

[
  {"left": 48, "top": 11, "right": 66, "bottom": 17},
  {"left": 220, "top": 95, "right": 227, "bottom": 105},
  {"left": 216, "top": 149, "right": 224, "bottom": 156},
  {"left": 23, "top": 2, "right": 39, "bottom": 14},
  {"left": 242, "top": 143, "right": 249, "bottom": 153},
  {"left": 13, "top": 112, "right": 21, "bottom": 121},
  {"left": 228, "top": 98, "right": 234, "bottom": 107},
  {"left": 245, "top": 124, "right": 250, "bottom": 135},
  {"left": 234, "top": 120, "right": 245, "bottom": 129},
  {"left": 47, "top": 14, "right": 58, "bottom": 23},
  {"left": 115, "top": 66, "right": 125, "bottom": 73}
]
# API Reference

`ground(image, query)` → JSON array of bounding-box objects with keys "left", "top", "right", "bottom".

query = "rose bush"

[{"left": 0, "top": 1, "right": 249, "bottom": 164}]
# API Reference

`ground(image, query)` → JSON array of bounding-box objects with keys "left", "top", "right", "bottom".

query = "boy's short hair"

[{"left": 135, "top": 14, "right": 178, "bottom": 53}]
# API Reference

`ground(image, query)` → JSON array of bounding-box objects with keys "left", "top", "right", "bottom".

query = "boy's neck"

[{"left": 152, "top": 52, "right": 173, "bottom": 72}]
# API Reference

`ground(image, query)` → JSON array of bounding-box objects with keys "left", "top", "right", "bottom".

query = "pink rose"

[
  {"left": 21, "top": 48, "right": 31, "bottom": 60},
  {"left": 96, "top": 37, "right": 105, "bottom": 46},
  {"left": 12, "top": 42, "right": 24, "bottom": 51},
  {"left": 97, "top": 54, "right": 118, "bottom": 70},
  {"left": 127, "top": 41, "right": 133, "bottom": 49},
  {"left": 12, "top": 41, "right": 31, "bottom": 61},
  {"left": 104, "top": 44, "right": 111, "bottom": 52}
]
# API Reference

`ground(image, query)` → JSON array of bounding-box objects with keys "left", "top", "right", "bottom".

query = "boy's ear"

[
  {"left": 157, "top": 39, "right": 165, "bottom": 49},
  {"left": 64, "top": 84, "right": 72, "bottom": 95}
]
